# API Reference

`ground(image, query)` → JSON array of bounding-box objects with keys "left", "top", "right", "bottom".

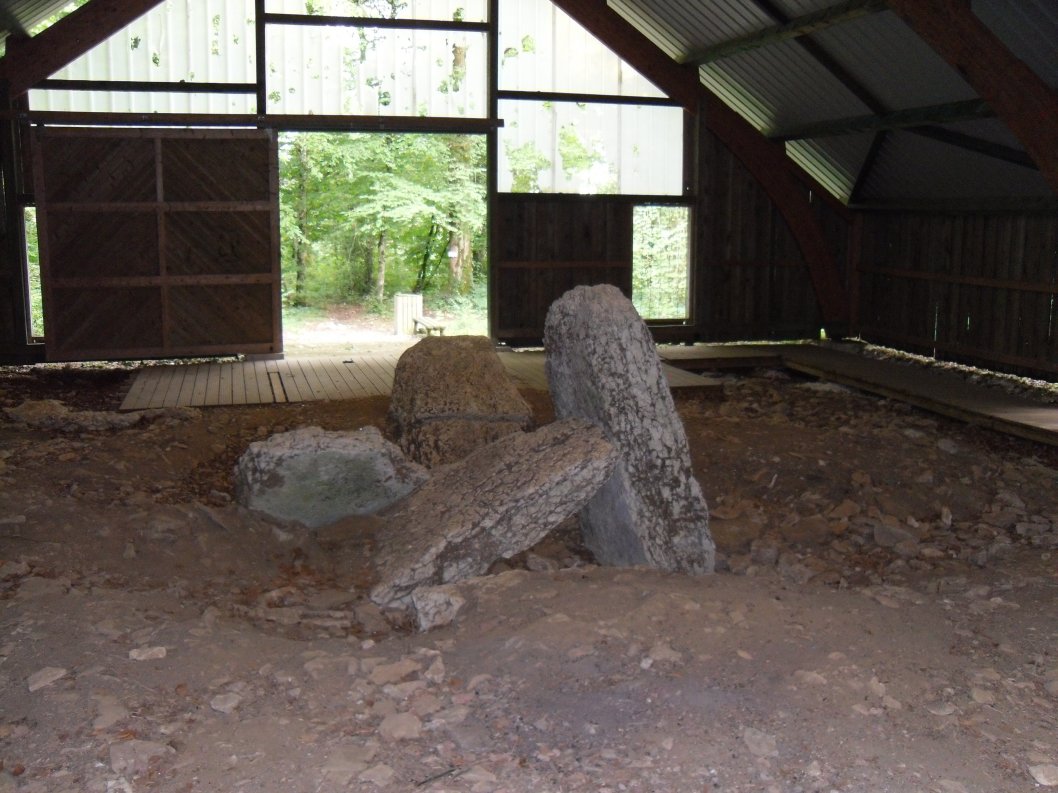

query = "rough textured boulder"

[
  {"left": 234, "top": 426, "right": 427, "bottom": 528},
  {"left": 544, "top": 284, "right": 715, "bottom": 574},
  {"left": 387, "top": 335, "right": 532, "bottom": 467},
  {"left": 370, "top": 418, "right": 618, "bottom": 606}
]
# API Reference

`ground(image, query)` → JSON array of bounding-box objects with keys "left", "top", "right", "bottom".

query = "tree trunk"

[
  {"left": 359, "top": 237, "right": 375, "bottom": 298},
  {"left": 291, "top": 139, "right": 311, "bottom": 306},
  {"left": 415, "top": 222, "right": 438, "bottom": 293},
  {"left": 446, "top": 228, "right": 473, "bottom": 295},
  {"left": 375, "top": 230, "right": 387, "bottom": 302}
]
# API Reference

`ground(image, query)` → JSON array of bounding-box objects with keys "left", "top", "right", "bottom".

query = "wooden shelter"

[{"left": 0, "top": 0, "right": 1055, "bottom": 377}]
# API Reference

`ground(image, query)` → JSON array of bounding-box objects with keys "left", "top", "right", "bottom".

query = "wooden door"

[
  {"left": 33, "top": 128, "right": 281, "bottom": 361},
  {"left": 492, "top": 195, "right": 633, "bottom": 346}
]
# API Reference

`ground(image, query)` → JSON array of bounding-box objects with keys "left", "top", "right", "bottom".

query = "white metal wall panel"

[
  {"left": 265, "top": 25, "right": 488, "bottom": 117},
  {"left": 32, "top": 0, "right": 256, "bottom": 113},
  {"left": 502, "top": 0, "right": 664, "bottom": 97},
  {"left": 497, "top": 100, "right": 684, "bottom": 195},
  {"left": 265, "top": 0, "right": 487, "bottom": 22}
]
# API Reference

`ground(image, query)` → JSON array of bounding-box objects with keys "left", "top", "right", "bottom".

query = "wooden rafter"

[
  {"left": 772, "top": 99, "right": 994, "bottom": 140},
  {"left": 849, "top": 131, "right": 887, "bottom": 205},
  {"left": 0, "top": 0, "right": 167, "bottom": 99},
  {"left": 888, "top": 0, "right": 1058, "bottom": 195},
  {"left": 908, "top": 126, "right": 1037, "bottom": 170},
  {"left": 550, "top": 0, "right": 850, "bottom": 328},
  {"left": 681, "top": 0, "right": 888, "bottom": 66}
]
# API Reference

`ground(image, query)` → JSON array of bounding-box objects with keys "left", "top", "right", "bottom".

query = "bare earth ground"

[{"left": 2, "top": 317, "right": 1058, "bottom": 792}]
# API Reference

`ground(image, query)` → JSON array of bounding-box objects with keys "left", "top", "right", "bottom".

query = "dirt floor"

[{"left": 2, "top": 342, "right": 1058, "bottom": 792}]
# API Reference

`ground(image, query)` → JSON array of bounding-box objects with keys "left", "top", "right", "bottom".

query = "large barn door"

[
  {"left": 492, "top": 195, "right": 633, "bottom": 346},
  {"left": 32, "top": 128, "right": 281, "bottom": 361}
]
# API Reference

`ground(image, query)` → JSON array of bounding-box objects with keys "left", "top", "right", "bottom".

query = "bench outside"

[{"left": 413, "top": 316, "right": 447, "bottom": 336}]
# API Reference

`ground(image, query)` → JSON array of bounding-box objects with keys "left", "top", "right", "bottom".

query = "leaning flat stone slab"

[
  {"left": 370, "top": 418, "right": 618, "bottom": 607},
  {"left": 388, "top": 335, "right": 532, "bottom": 467},
  {"left": 234, "top": 426, "right": 427, "bottom": 528},
  {"left": 544, "top": 284, "right": 715, "bottom": 574}
]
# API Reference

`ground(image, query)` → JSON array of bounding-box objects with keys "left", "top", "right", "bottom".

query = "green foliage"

[
  {"left": 23, "top": 208, "right": 44, "bottom": 338},
  {"left": 504, "top": 141, "right": 550, "bottom": 193},
  {"left": 557, "top": 125, "right": 602, "bottom": 180},
  {"left": 632, "top": 206, "right": 690, "bottom": 320},
  {"left": 279, "top": 132, "right": 487, "bottom": 310}
]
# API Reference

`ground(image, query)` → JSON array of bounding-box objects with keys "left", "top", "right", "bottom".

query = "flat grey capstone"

[
  {"left": 544, "top": 284, "right": 715, "bottom": 574},
  {"left": 234, "top": 426, "right": 428, "bottom": 528},
  {"left": 370, "top": 418, "right": 619, "bottom": 607}
]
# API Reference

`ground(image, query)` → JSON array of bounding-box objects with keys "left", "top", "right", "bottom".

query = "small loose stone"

[
  {"left": 742, "top": 727, "right": 778, "bottom": 757},
  {"left": 360, "top": 763, "right": 395, "bottom": 786},
  {"left": 1029, "top": 765, "right": 1058, "bottom": 786},
  {"left": 129, "top": 646, "right": 167, "bottom": 661},
  {"left": 378, "top": 712, "right": 422, "bottom": 741},
  {"left": 210, "top": 692, "right": 242, "bottom": 714},
  {"left": 27, "top": 666, "right": 67, "bottom": 692}
]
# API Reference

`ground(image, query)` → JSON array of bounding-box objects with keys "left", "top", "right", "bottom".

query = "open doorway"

[
  {"left": 632, "top": 204, "right": 691, "bottom": 322},
  {"left": 23, "top": 206, "right": 45, "bottom": 341},
  {"left": 278, "top": 131, "right": 488, "bottom": 356}
]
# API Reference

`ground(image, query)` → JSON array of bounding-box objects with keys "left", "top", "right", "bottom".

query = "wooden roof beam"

[
  {"left": 0, "top": 0, "right": 167, "bottom": 99},
  {"left": 681, "top": 0, "right": 888, "bottom": 66},
  {"left": 907, "top": 126, "right": 1037, "bottom": 170},
  {"left": 888, "top": 0, "right": 1058, "bottom": 196},
  {"left": 772, "top": 98, "right": 994, "bottom": 139}
]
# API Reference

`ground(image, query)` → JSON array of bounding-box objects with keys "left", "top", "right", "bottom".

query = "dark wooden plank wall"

[
  {"left": 0, "top": 99, "right": 42, "bottom": 363},
  {"left": 492, "top": 195, "right": 633, "bottom": 345},
  {"left": 696, "top": 129, "right": 830, "bottom": 341},
  {"left": 33, "top": 128, "right": 281, "bottom": 362},
  {"left": 856, "top": 212, "right": 1058, "bottom": 377}
]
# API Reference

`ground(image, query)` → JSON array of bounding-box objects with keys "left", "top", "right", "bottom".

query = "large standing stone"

[
  {"left": 234, "top": 426, "right": 427, "bottom": 528},
  {"left": 370, "top": 418, "right": 618, "bottom": 606},
  {"left": 388, "top": 335, "right": 532, "bottom": 467},
  {"left": 544, "top": 284, "right": 714, "bottom": 574}
]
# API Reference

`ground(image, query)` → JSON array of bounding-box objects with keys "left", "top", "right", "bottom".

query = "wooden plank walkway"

[
  {"left": 118, "top": 341, "right": 1058, "bottom": 445},
  {"left": 779, "top": 344, "right": 1058, "bottom": 447},
  {"left": 658, "top": 343, "right": 785, "bottom": 371},
  {"left": 120, "top": 349, "right": 723, "bottom": 410}
]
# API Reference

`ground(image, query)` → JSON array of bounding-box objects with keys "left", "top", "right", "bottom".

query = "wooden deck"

[
  {"left": 660, "top": 341, "right": 1058, "bottom": 446},
  {"left": 119, "top": 341, "right": 1058, "bottom": 448},
  {"left": 779, "top": 344, "right": 1058, "bottom": 447},
  {"left": 120, "top": 349, "right": 723, "bottom": 410}
]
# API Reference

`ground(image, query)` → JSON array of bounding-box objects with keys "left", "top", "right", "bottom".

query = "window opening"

[
  {"left": 632, "top": 205, "right": 690, "bottom": 321},
  {"left": 23, "top": 207, "right": 45, "bottom": 339}
]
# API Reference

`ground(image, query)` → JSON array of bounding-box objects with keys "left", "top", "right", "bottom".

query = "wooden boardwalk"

[
  {"left": 120, "top": 349, "right": 723, "bottom": 410},
  {"left": 659, "top": 342, "right": 1058, "bottom": 446},
  {"left": 118, "top": 341, "right": 1058, "bottom": 445},
  {"left": 779, "top": 344, "right": 1058, "bottom": 447}
]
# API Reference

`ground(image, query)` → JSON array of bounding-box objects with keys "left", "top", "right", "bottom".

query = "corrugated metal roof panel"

[
  {"left": 786, "top": 132, "right": 874, "bottom": 202},
  {"left": 703, "top": 39, "right": 869, "bottom": 134},
  {"left": 812, "top": 10, "right": 978, "bottom": 110},
  {"left": 608, "top": 0, "right": 773, "bottom": 60},
  {"left": 861, "top": 131, "right": 1051, "bottom": 200},
  {"left": 974, "top": 0, "right": 1058, "bottom": 88},
  {"left": 7, "top": 0, "right": 71, "bottom": 35},
  {"left": 946, "top": 118, "right": 1027, "bottom": 150}
]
